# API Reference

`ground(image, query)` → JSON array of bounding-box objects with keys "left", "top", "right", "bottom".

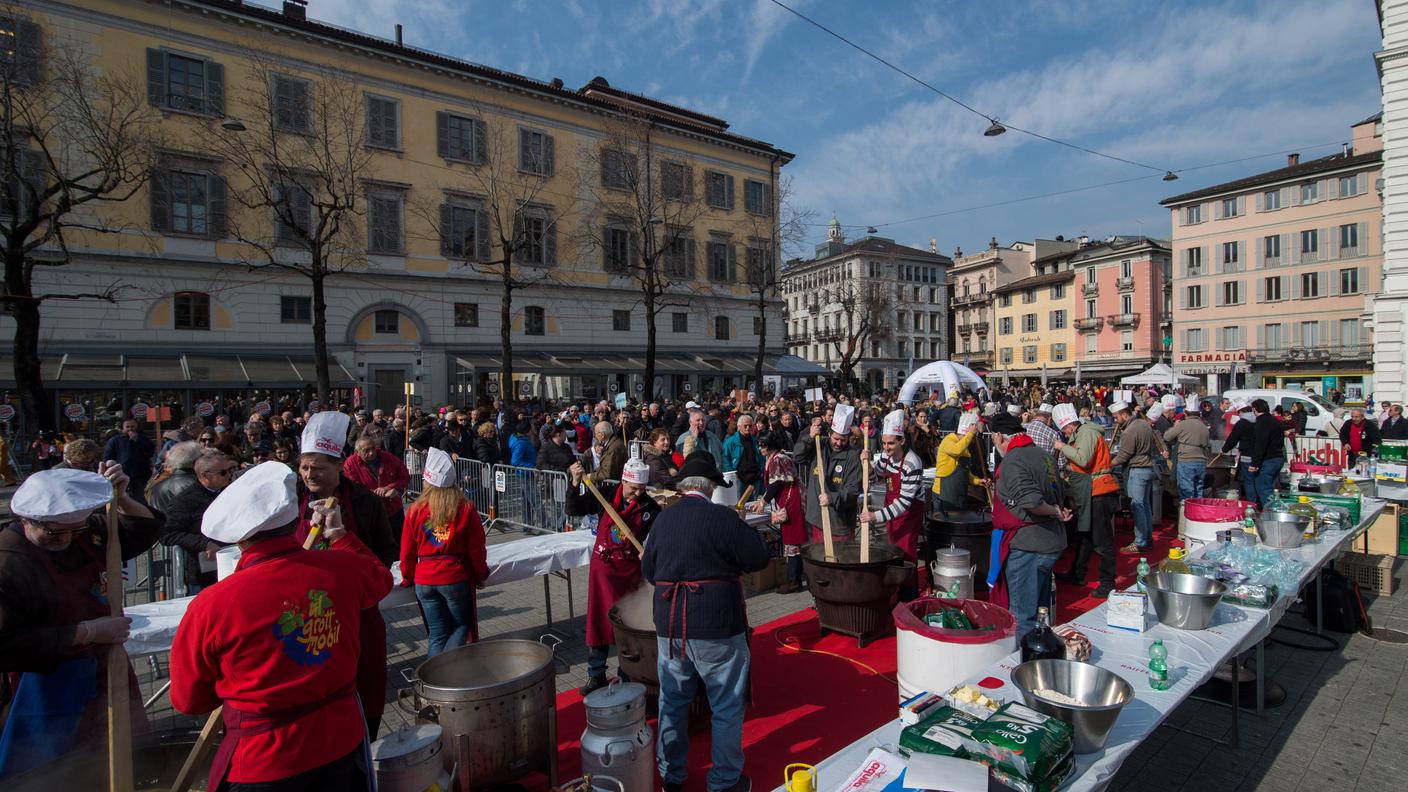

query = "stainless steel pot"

[
  {"left": 372, "top": 723, "right": 449, "bottom": 792},
  {"left": 401, "top": 637, "right": 561, "bottom": 792}
]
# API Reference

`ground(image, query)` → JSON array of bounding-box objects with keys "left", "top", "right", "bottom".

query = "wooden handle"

[
  {"left": 583, "top": 478, "right": 644, "bottom": 554},
  {"left": 860, "top": 433, "right": 871, "bottom": 564},
  {"left": 170, "top": 499, "right": 334, "bottom": 792},
  {"left": 106, "top": 488, "right": 133, "bottom": 792},
  {"left": 814, "top": 436, "right": 835, "bottom": 562},
  {"left": 735, "top": 485, "right": 754, "bottom": 510}
]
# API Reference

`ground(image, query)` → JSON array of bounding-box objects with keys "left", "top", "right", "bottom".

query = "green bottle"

[
  {"left": 1136, "top": 557, "right": 1151, "bottom": 594},
  {"left": 1149, "top": 639, "right": 1170, "bottom": 691}
]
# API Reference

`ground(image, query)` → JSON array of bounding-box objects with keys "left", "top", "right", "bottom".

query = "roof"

[
  {"left": 182, "top": 1, "right": 793, "bottom": 162},
  {"left": 1032, "top": 235, "right": 1169, "bottom": 266},
  {"left": 993, "top": 270, "right": 1074, "bottom": 294},
  {"left": 841, "top": 237, "right": 953, "bottom": 262},
  {"left": 1160, "top": 149, "right": 1380, "bottom": 207},
  {"left": 1356, "top": 111, "right": 1384, "bottom": 126}
]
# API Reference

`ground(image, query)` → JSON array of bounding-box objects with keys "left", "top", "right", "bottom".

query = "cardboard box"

[
  {"left": 1361, "top": 503, "right": 1402, "bottom": 557},
  {"left": 743, "top": 559, "right": 779, "bottom": 594}
]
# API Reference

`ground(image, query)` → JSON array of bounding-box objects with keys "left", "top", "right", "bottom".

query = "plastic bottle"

[
  {"left": 1370, "top": 454, "right": 1379, "bottom": 481},
  {"left": 1135, "top": 557, "right": 1151, "bottom": 594},
  {"left": 1160, "top": 547, "right": 1191, "bottom": 575},
  {"left": 1148, "top": 639, "right": 1170, "bottom": 690},
  {"left": 1290, "top": 495, "right": 1320, "bottom": 539},
  {"left": 1243, "top": 505, "right": 1257, "bottom": 535},
  {"left": 1019, "top": 606, "right": 1065, "bottom": 663}
]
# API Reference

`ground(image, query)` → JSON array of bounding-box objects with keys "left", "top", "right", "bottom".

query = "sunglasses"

[{"left": 199, "top": 436, "right": 216, "bottom": 443}]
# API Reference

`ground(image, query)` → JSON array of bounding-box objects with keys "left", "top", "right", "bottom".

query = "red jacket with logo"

[
  {"left": 169, "top": 532, "right": 393, "bottom": 782},
  {"left": 399, "top": 500, "right": 489, "bottom": 587}
]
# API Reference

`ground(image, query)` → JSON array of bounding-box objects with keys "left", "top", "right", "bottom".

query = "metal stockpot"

[{"left": 400, "top": 637, "right": 561, "bottom": 792}]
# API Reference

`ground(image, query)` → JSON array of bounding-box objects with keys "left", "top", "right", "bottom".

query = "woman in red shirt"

[{"left": 400, "top": 448, "right": 489, "bottom": 656}]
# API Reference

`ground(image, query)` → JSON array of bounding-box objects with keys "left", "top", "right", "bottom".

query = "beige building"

[
  {"left": 948, "top": 238, "right": 1078, "bottom": 372},
  {"left": 1162, "top": 117, "right": 1383, "bottom": 398},
  {"left": 781, "top": 219, "right": 950, "bottom": 390}
]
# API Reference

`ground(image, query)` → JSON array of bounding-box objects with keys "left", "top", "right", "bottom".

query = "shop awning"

[
  {"left": 0, "top": 353, "right": 355, "bottom": 387},
  {"left": 449, "top": 349, "right": 824, "bottom": 377}
]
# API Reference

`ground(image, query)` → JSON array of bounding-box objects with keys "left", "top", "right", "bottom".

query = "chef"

[
  {"left": 0, "top": 464, "right": 162, "bottom": 778},
  {"left": 294, "top": 411, "right": 396, "bottom": 737},
  {"left": 861, "top": 410, "right": 927, "bottom": 599},
  {"left": 1052, "top": 403, "right": 1119, "bottom": 598},
  {"left": 170, "top": 462, "right": 393, "bottom": 791},
  {"left": 793, "top": 403, "right": 862, "bottom": 543},
  {"left": 565, "top": 457, "right": 662, "bottom": 696},
  {"left": 932, "top": 411, "right": 985, "bottom": 512}
]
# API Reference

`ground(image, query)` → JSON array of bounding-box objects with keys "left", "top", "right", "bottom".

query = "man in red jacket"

[
  {"left": 343, "top": 434, "right": 410, "bottom": 547},
  {"left": 170, "top": 461, "right": 392, "bottom": 791}
]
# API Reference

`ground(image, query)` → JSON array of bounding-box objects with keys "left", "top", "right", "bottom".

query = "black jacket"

[
  {"left": 1383, "top": 416, "right": 1408, "bottom": 441},
  {"left": 1221, "top": 418, "right": 1255, "bottom": 457},
  {"left": 438, "top": 430, "right": 474, "bottom": 460},
  {"left": 1340, "top": 419, "right": 1382, "bottom": 455},
  {"left": 473, "top": 436, "right": 502, "bottom": 466},
  {"left": 537, "top": 440, "right": 576, "bottom": 474},
  {"left": 1248, "top": 413, "right": 1287, "bottom": 467},
  {"left": 150, "top": 469, "right": 221, "bottom": 586}
]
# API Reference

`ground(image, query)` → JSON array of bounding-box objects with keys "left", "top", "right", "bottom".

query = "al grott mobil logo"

[
  {"left": 419, "top": 517, "right": 452, "bottom": 546},
  {"left": 274, "top": 589, "right": 343, "bottom": 666}
]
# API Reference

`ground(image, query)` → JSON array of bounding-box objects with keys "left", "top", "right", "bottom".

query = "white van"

[{"left": 1222, "top": 389, "right": 1339, "bottom": 435}]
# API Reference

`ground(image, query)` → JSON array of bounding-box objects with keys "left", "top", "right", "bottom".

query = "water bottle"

[
  {"left": 1243, "top": 505, "right": 1257, "bottom": 536},
  {"left": 1135, "top": 557, "right": 1151, "bottom": 594},
  {"left": 1148, "top": 639, "right": 1170, "bottom": 691},
  {"left": 1369, "top": 454, "right": 1379, "bottom": 481}
]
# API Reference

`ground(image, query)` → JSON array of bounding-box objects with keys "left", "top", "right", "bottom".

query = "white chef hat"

[
  {"left": 831, "top": 403, "right": 855, "bottom": 435},
  {"left": 1006, "top": 404, "right": 1022, "bottom": 416},
  {"left": 881, "top": 409, "right": 906, "bottom": 438},
  {"left": 202, "top": 461, "right": 300, "bottom": 543},
  {"left": 301, "top": 410, "right": 350, "bottom": 458},
  {"left": 423, "top": 447, "right": 456, "bottom": 488},
  {"left": 1160, "top": 394, "right": 1185, "bottom": 411},
  {"left": 10, "top": 468, "right": 113, "bottom": 523},
  {"left": 958, "top": 413, "right": 980, "bottom": 434},
  {"left": 1052, "top": 403, "right": 1079, "bottom": 429},
  {"left": 982, "top": 402, "right": 998, "bottom": 417},
  {"left": 1109, "top": 401, "right": 1131, "bottom": 414},
  {"left": 1036, "top": 403, "right": 1054, "bottom": 414},
  {"left": 685, "top": 400, "right": 700, "bottom": 409},
  {"left": 1231, "top": 400, "right": 1251, "bottom": 413},
  {"left": 622, "top": 458, "right": 650, "bottom": 485}
]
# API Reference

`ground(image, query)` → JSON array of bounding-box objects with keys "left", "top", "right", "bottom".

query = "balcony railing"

[
  {"left": 972, "top": 321, "right": 989, "bottom": 334},
  {"left": 783, "top": 331, "right": 809, "bottom": 345},
  {"left": 1081, "top": 282, "right": 1099, "bottom": 296},
  {"left": 1107, "top": 312, "right": 1141, "bottom": 329},
  {"left": 952, "top": 292, "right": 984, "bottom": 306},
  {"left": 1074, "top": 317, "right": 1104, "bottom": 332},
  {"left": 1248, "top": 344, "right": 1373, "bottom": 364},
  {"left": 813, "top": 327, "right": 843, "bottom": 343},
  {"left": 957, "top": 323, "right": 973, "bottom": 335},
  {"left": 1116, "top": 276, "right": 1135, "bottom": 291}
]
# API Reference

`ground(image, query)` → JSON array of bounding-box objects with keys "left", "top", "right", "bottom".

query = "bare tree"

[
  {"left": 411, "top": 110, "right": 573, "bottom": 400},
  {"left": 207, "top": 50, "right": 375, "bottom": 406},
  {"left": 580, "top": 114, "right": 710, "bottom": 403},
  {"left": 0, "top": 12, "right": 157, "bottom": 431},
  {"left": 819, "top": 281, "right": 892, "bottom": 385},
  {"left": 742, "top": 174, "right": 811, "bottom": 395}
]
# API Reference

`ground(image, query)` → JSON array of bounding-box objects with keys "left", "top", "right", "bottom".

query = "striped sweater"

[{"left": 872, "top": 450, "right": 927, "bottom": 524}]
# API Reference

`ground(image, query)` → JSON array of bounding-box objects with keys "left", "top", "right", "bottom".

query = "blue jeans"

[
  {"left": 1238, "top": 459, "right": 1256, "bottom": 502},
  {"left": 1005, "top": 549, "right": 1061, "bottom": 637},
  {"left": 416, "top": 582, "right": 476, "bottom": 658},
  {"left": 1251, "top": 457, "right": 1285, "bottom": 508},
  {"left": 1175, "top": 462, "right": 1207, "bottom": 500},
  {"left": 656, "top": 633, "right": 749, "bottom": 791},
  {"left": 1125, "top": 466, "right": 1159, "bottom": 548}
]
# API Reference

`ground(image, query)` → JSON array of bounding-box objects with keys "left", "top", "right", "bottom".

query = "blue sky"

[{"left": 310, "top": 0, "right": 1383, "bottom": 257}]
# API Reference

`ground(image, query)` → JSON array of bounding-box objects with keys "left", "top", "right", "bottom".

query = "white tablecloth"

[
  {"left": 125, "top": 530, "right": 597, "bottom": 657},
  {"left": 777, "top": 498, "right": 1387, "bottom": 792}
]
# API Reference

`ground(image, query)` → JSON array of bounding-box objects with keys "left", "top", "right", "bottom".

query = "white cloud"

[{"left": 743, "top": 0, "right": 799, "bottom": 81}]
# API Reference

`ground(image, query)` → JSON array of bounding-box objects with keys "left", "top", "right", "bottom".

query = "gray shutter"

[
  {"left": 1291, "top": 322, "right": 1302, "bottom": 347},
  {"left": 1281, "top": 233, "right": 1291, "bottom": 265},
  {"left": 1360, "top": 265, "right": 1370, "bottom": 294},
  {"left": 149, "top": 168, "right": 170, "bottom": 232},
  {"left": 1288, "top": 236, "right": 1300, "bottom": 266},
  {"left": 1281, "top": 187, "right": 1290, "bottom": 207},
  {"left": 16, "top": 20, "right": 41, "bottom": 86},
  {"left": 1330, "top": 225, "right": 1342, "bottom": 259},
  {"left": 1358, "top": 221, "right": 1369, "bottom": 256},
  {"left": 545, "top": 214, "right": 557, "bottom": 265},
  {"left": 1179, "top": 248, "right": 1187, "bottom": 277},
  {"left": 205, "top": 61, "right": 224, "bottom": 116},
  {"left": 439, "top": 204, "right": 453, "bottom": 254},
  {"left": 727, "top": 244, "right": 737, "bottom": 282},
  {"left": 1255, "top": 192, "right": 1264, "bottom": 212},
  {"left": 1255, "top": 237, "right": 1263, "bottom": 269},
  {"left": 146, "top": 48, "right": 166, "bottom": 107},
  {"left": 1179, "top": 286, "right": 1187, "bottom": 309},
  {"left": 1237, "top": 195, "right": 1245, "bottom": 215},
  {"left": 1256, "top": 324, "right": 1265, "bottom": 347},
  {"left": 1318, "top": 270, "right": 1328, "bottom": 297},
  {"left": 1292, "top": 272, "right": 1302, "bottom": 299},
  {"left": 474, "top": 120, "right": 488, "bottom": 163},
  {"left": 1321, "top": 227, "right": 1333, "bottom": 261},
  {"left": 686, "top": 238, "right": 697, "bottom": 278},
  {"left": 1289, "top": 186, "right": 1300, "bottom": 207},
  {"left": 476, "top": 209, "right": 490, "bottom": 260},
  {"left": 207, "top": 173, "right": 227, "bottom": 238},
  {"left": 1358, "top": 173, "right": 1369, "bottom": 196},
  {"left": 518, "top": 128, "right": 531, "bottom": 170},
  {"left": 543, "top": 134, "right": 555, "bottom": 176},
  {"left": 1327, "top": 176, "right": 1339, "bottom": 199},
  {"left": 436, "top": 112, "right": 449, "bottom": 158},
  {"left": 1256, "top": 277, "right": 1264, "bottom": 302},
  {"left": 1320, "top": 320, "right": 1331, "bottom": 349},
  {"left": 725, "top": 175, "right": 734, "bottom": 209},
  {"left": 1330, "top": 269, "right": 1341, "bottom": 297},
  {"left": 511, "top": 212, "right": 523, "bottom": 263},
  {"left": 1213, "top": 200, "right": 1222, "bottom": 220}
]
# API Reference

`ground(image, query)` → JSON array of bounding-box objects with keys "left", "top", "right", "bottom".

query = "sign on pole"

[{"left": 130, "top": 402, "right": 149, "bottom": 419}]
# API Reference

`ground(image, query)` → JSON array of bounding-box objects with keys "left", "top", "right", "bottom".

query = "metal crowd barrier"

[
  {"left": 456, "top": 458, "right": 495, "bottom": 526},
  {"left": 493, "top": 463, "right": 571, "bottom": 534}
]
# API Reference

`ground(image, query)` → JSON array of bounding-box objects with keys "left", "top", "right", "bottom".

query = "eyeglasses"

[
  {"left": 199, "top": 436, "right": 216, "bottom": 443},
  {"left": 35, "top": 521, "right": 88, "bottom": 537}
]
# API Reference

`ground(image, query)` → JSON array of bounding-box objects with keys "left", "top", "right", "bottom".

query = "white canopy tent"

[
  {"left": 897, "top": 360, "right": 988, "bottom": 404},
  {"left": 1119, "top": 362, "right": 1199, "bottom": 388}
]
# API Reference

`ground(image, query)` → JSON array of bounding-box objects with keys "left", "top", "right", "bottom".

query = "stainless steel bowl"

[
  {"left": 1143, "top": 572, "right": 1228, "bottom": 630},
  {"left": 1296, "top": 474, "right": 1344, "bottom": 494},
  {"left": 1254, "top": 511, "right": 1309, "bottom": 549},
  {"left": 1010, "top": 659, "right": 1134, "bottom": 753}
]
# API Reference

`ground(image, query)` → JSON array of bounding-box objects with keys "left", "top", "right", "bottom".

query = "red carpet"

[
  {"left": 529, "top": 510, "right": 1180, "bottom": 791},
  {"left": 1051, "top": 511, "right": 1181, "bottom": 623}
]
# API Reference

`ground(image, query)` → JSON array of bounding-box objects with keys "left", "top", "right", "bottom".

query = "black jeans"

[
  {"left": 1070, "top": 494, "right": 1118, "bottom": 588},
  {"left": 222, "top": 747, "right": 366, "bottom": 791}
]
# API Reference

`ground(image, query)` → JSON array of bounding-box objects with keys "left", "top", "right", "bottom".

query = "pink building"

[
  {"left": 1161, "top": 116, "right": 1383, "bottom": 398},
  {"left": 1066, "top": 237, "right": 1172, "bottom": 379}
]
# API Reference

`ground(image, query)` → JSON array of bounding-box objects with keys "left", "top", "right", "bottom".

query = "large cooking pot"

[
  {"left": 609, "top": 604, "right": 659, "bottom": 691},
  {"left": 4, "top": 729, "right": 211, "bottom": 790},
  {"left": 402, "top": 638, "right": 560, "bottom": 791},
  {"left": 803, "top": 542, "right": 912, "bottom": 602}
]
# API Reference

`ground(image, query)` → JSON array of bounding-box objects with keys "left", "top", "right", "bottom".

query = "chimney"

[
  {"left": 1342, "top": 142, "right": 1350, "bottom": 157},
  {"left": 395, "top": 24, "right": 403, "bottom": 46},
  {"left": 930, "top": 238, "right": 937, "bottom": 254},
  {"left": 283, "top": 1, "right": 307, "bottom": 21},
  {"left": 1287, "top": 152, "right": 1300, "bottom": 167}
]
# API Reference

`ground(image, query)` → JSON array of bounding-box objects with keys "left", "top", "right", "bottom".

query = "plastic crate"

[
  {"left": 1339, "top": 551, "right": 1397, "bottom": 596},
  {"left": 1399, "top": 508, "right": 1408, "bottom": 556},
  {"left": 1300, "top": 493, "right": 1361, "bottom": 524}
]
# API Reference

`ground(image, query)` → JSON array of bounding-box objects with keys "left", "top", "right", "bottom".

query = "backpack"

[{"left": 1301, "top": 567, "right": 1371, "bottom": 634}]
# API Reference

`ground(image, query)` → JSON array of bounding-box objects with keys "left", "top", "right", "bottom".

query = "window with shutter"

[
  {"left": 164, "top": 53, "right": 207, "bottom": 113},
  {"left": 367, "top": 189, "right": 404, "bottom": 254},
  {"left": 441, "top": 200, "right": 489, "bottom": 260},
  {"left": 604, "top": 224, "right": 635, "bottom": 273},
  {"left": 663, "top": 227, "right": 695, "bottom": 279},
  {"left": 705, "top": 170, "right": 734, "bottom": 209},
  {"left": 706, "top": 239, "right": 735, "bottom": 282},
  {"left": 273, "top": 75, "right": 311, "bottom": 133},
  {"left": 662, "top": 161, "right": 691, "bottom": 201},
  {"left": 0, "top": 18, "right": 42, "bottom": 87},
  {"left": 275, "top": 180, "right": 312, "bottom": 246},
  {"left": 514, "top": 205, "right": 555, "bottom": 266},
  {"left": 438, "top": 112, "right": 485, "bottom": 163},
  {"left": 600, "top": 149, "right": 636, "bottom": 190},
  {"left": 744, "top": 179, "right": 770, "bottom": 215},
  {"left": 518, "top": 127, "right": 554, "bottom": 176},
  {"left": 365, "top": 95, "right": 399, "bottom": 149}
]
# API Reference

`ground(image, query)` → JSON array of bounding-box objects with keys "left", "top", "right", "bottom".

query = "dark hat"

[
  {"left": 989, "top": 414, "right": 1025, "bottom": 435},
  {"left": 677, "top": 450, "right": 726, "bottom": 486}
]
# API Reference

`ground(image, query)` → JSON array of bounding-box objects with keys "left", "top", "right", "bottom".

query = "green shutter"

[
  {"left": 207, "top": 173, "right": 227, "bottom": 238},
  {"left": 149, "top": 169, "right": 170, "bottom": 232},
  {"left": 436, "top": 111, "right": 449, "bottom": 158},
  {"left": 205, "top": 61, "right": 224, "bottom": 116},
  {"left": 439, "top": 203, "right": 453, "bottom": 255},
  {"left": 473, "top": 120, "right": 487, "bottom": 163},
  {"left": 146, "top": 49, "right": 166, "bottom": 107}
]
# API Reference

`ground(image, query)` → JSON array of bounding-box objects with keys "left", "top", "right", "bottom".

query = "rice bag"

[
  {"left": 898, "top": 705, "right": 982, "bottom": 759},
  {"left": 988, "top": 752, "right": 1077, "bottom": 792},
  {"left": 969, "top": 702, "right": 1074, "bottom": 781}
]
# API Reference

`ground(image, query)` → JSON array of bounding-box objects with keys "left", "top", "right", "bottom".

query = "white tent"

[
  {"left": 1120, "top": 362, "right": 1199, "bottom": 388},
  {"left": 897, "top": 360, "right": 988, "bottom": 404}
]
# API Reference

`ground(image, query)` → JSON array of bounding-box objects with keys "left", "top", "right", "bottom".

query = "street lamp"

[
  {"left": 983, "top": 119, "right": 1007, "bottom": 137},
  {"left": 1162, "top": 171, "right": 1179, "bottom": 182},
  {"left": 220, "top": 118, "right": 247, "bottom": 132}
]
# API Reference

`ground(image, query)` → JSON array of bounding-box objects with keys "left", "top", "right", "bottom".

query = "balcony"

[
  {"left": 1248, "top": 344, "right": 1374, "bottom": 364},
  {"left": 1107, "top": 312, "right": 1141, "bottom": 329},
  {"left": 808, "top": 302, "right": 820, "bottom": 315},
  {"left": 957, "top": 323, "right": 973, "bottom": 335},
  {"left": 952, "top": 292, "right": 983, "bottom": 306},
  {"left": 1074, "top": 317, "right": 1104, "bottom": 332},
  {"left": 1160, "top": 316, "right": 1172, "bottom": 328},
  {"left": 1116, "top": 276, "right": 1136, "bottom": 291},
  {"left": 972, "top": 321, "right": 989, "bottom": 334},
  {"left": 813, "top": 327, "right": 843, "bottom": 343},
  {"left": 1081, "top": 282, "right": 1099, "bottom": 296},
  {"left": 783, "top": 331, "right": 809, "bottom": 345}
]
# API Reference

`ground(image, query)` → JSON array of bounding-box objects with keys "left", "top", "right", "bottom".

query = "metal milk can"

[
  {"left": 931, "top": 544, "right": 974, "bottom": 598},
  {"left": 370, "top": 723, "right": 451, "bottom": 792},
  {"left": 580, "top": 682, "right": 655, "bottom": 792}
]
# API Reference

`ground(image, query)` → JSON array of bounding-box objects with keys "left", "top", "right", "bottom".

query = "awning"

[
  {"left": 0, "top": 353, "right": 354, "bottom": 387},
  {"left": 450, "top": 349, "right": 826, "bottom": 377}
]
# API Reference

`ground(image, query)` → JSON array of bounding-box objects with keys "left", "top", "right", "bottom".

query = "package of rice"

[
  {"left": 969, "top": 701, "right": 1074, "bottom": 781},
  {"left": 988, "top": 752, "right": 1076, "bottom": 792},
  {"left": 898, "top": 705, "right": 982, "bottom": 759}
]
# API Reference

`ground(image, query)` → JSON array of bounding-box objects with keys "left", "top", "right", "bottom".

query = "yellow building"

[
  {"left": 2, "top": 0, "right": 796, "bottom": 428},
  {"left": 992, "top": 271, "right": 1076, "bottom": 378}
]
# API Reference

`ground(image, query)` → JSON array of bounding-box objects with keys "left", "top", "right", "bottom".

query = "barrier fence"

[
  {"left": 403, "top": 450, "right": 573, "bottom": 534},
  {"left": 1294, "top": 436, "right": 1348, "bottom": 468}
]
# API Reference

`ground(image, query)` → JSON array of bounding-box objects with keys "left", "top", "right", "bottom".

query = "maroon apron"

[
  {"left": 883, "top": 466, "right": 926, "bottom": 564},
  {"left": 585, "top": 487, "right": 647, "bottom": 648}
]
